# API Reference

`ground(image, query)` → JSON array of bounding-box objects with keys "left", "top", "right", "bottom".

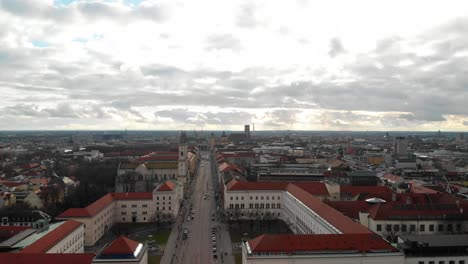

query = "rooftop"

[
  {"left": 57, "top": 192, "right": 152, "bottom": 218},
  {"left": 247, "top": 233, "right": 399, "bottom": 255},
  {"left": 97, "top": 235, "right": 143, "bottom": 259},
  {"left": 19, "top": 220, "right": 83, "bottom": 253},
  {"left": 1, "top": 253, "right": 95, "bottom": 264}
]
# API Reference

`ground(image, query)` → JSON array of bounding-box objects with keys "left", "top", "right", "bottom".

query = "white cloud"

[{"left": 0, "top": 0, "right": 467, "bottom": 130}]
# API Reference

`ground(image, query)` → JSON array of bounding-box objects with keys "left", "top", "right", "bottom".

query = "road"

[{"left": 162, "top": 152, "right": 234, "bottom": 264}]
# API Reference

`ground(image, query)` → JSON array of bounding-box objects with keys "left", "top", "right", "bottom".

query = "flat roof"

[{"left": 400, "top": 235, "right": 468, "bottom": 247}]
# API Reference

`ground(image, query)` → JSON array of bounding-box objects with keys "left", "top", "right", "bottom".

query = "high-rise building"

[
  {"left": 244, "top": 124, "right": 251, "bottom": 140},
  {"left": 394, "top": 136, "right": 408, "bottom": 157}
]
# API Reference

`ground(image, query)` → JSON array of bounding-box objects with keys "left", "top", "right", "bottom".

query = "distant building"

[
  {"left": 0, "top": 210, "right": 50, "bottom": 228},
  {"left": 394, "top": 136, "right": 408, "bottom": 158}
]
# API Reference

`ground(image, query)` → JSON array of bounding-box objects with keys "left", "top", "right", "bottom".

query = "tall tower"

[
  {"left": 178, "top": 131, "right": 188, "bottom": 179},
  {"left": 244, "top": 124, "right": 251, "bottom": 140}
]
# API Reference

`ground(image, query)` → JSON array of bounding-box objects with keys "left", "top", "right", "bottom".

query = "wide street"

[{"left": 161, "top": 152, "right": 234, "bottom": 264}]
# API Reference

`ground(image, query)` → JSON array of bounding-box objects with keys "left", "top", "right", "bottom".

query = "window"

[
  {"left": 277, "top": 203, "right": 281, "bottom": 209},
  {"left": 230, "top": 204, "right": 234, "bottom": 209},
  {"left": 121, "top": 212, "right": 126, "bottom": 215},
  {"left": 236, "top": 197, "right": 238, "bottom": 200},
  {"left": 266, "top": 204, "right": 270, "bottom": 209},
  {"left": 261, "top": 196, "right": 264, "bottom": 200},
  {"left": 449, "top": 261, "right": 455, "bottom": 264},
  {"left": 394, "top": 225, "right": 399, "bottom": 232},
  {"left": 272, "top": 204, "right": 276, "bottom": 209},
  {"left": 249, "top": 204, "right": 253, "bottom": 209},
  {"left": 169, "top": 196, "right": 171, "bottom": 200},
  {"left": 132, "top": 212, "right": 137, "bottom": 215},
  {"left": 169, "top": 206, "right": 171, "bottom": 210},
  {"left": 418, "top": 262, "right": 424, "bottom": 264},
  {"left": 428, "top": 261, "right": 434, "bottom": 264},
  {"left": 260, "top": 204, "right": 264, "bottom": 209},
  {"left": 410, "top": 225, "right": 416, "bottom": 232},
  {"left": 142, "top": 212, "right": 147, "bottom": 215},
  {"left": 448, "top": 224, "right": 453, "bottom": 232},
  {"left": 460, "top": 261, "right": 465, "bottom": 264},
  {"left": 157, "top": 197, "right": 159, "bottom": 200},
  {"left": 241, "top": 204, "right": 244, "bottom": 209},
  {"left": 438, "top": 224, "right": 444, "bottom": 232},
  {"left": 386, "top": 225, "right": 392, "bottom": 232},
  {"left": 255, "top": 204, "right": 259, "bottom": 209},
  {"left": 132, "top": 204, "right": 137, "bottom": 208},
  {"left": 439, "top": 261, "right": 445, "bottom": 264},
  {"left": 420, "top": 224, "right": 425, "bottom": 232},
  {"left": 277, "top": 196, "right": 280, "bottom": 200},
  {"left": 376, "top": 224, "right": 382, "bottom": 231},
  {"left": 457, "top": 224, "right": 461, "bottom": 232},
  {"left": 272, "top": 196, "right": 275, "bottom": 200},
  {"left": 266, "top": 196, "right": 269, "bottom": 200},
  {"left": 230, "top": 197, "right": 233, "bottom": 200},
  {"left": 401, "top": 225, "right": 407, "bottom": 232},
  {"left": 250, "top": 196, "right": 253, "bottom": 200},
  {"left": 235, "top": 204, "right": 239, "bottom": 209},
  {"left": 255, "top": 196, "right": 258, "bottom": 200},
  {"left": 163, "top": 196, "right": 166, "bottom": 200},
  {"left": 122, "top": 217, "right": 125, "bottom": 221},
  {"left": 429, "top": 224, "right": 434, "bottom": 232},
  {"left": 241, "top": 197, "right": 244, "bottom": 200},
  {"left": 121, "top": 204, "right": 126, "bottom": 208},
  {"left": 142, "top": 204, "right": 148, "bottom": 208}
]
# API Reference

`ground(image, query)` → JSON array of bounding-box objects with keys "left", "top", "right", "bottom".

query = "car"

[
  {"left": 211, "top": 216, "right": 215, "bottom": 221},
  {"left": 183, "top": 234, "right": 188, "bottom": 240},
  {"left": 183, "top": 229, "right": 188, "bottom": 234},
  {"left": 191, "top": 216, "right": 194, "bottom": 220},
  {"left": 212, "top": 247, "right": 217, "bottom": 252},
  {"left": 212, "top": 236, "right": 216, "bottom": 241},
  {"left": 187, "top": 216, "right": 190, "bottom": 221}
]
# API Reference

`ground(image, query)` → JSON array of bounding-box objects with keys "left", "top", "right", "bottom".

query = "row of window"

[
  {"left": 230, "top": 196, "right": 280, "bottom": 201},
  {"left": 376, "top": 223, "right": 462, "bottom": 233},
  {"left": 156, "top": 202, "right": 171, "bottom": 205},
  {"left": 121, "top": 204, "right": 149, "bottom": 208},
  {"left": 229, "top": 203, "right": 281, "bottom": 209},
  {"left": 157, "top": 206, "right": 171, "bottom": 211},
  {"left": 156, "top": 196, "right": 171, "bottom": 200},
  {"left": 121, "top": 211, "right": 149, "bottom": 215},
  {"left": 229, "top": 212, "right": 281, "bottom": 217},
  {"left": 419, "top": 261, "right": 465, "bottom": 264}
]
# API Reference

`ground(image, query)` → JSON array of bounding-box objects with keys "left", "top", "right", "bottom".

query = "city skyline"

[{"left": 1, "top": 0, "right": 468, "bottom": 131}]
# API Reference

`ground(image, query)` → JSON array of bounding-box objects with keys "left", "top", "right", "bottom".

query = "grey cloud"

[
  {"left": 154, "top": 109, "right": 253, "bottom": 125},
  {"left": 463, "top": 121, "right": 468, "bottom": 126},
  {"left": 205, "top": 34, "right": 242, "bottom": 51},
  {"left": 328, "top": 38, "right": 345, "bottom": 58}
]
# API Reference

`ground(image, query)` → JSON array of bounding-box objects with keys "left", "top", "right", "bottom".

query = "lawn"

[
  {"left": 148, "top": 255, "right": 162, "bottom": 264},
  {"left": 147, "top": 230, "right": 171, "bottom": 245},
  {"left": 228, "top": 220, "right": 292, "bottom": 244}
]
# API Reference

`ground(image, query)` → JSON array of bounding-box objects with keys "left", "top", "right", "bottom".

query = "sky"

[{"left": 0, "top": 0, "right": 468, "bottom": 131}]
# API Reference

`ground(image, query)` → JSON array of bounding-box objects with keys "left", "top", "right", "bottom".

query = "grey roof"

[
  {"left": 0, "top": 229, "right": 36, "bottom": 248},
  {"left": 400, "top": 235, "right": 468, "bottom": 247},
  {"left": 346, "top": 171, "right": 378, "bottom": 177}
]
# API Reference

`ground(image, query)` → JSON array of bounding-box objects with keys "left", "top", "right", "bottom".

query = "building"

[
  {"left": 243, "top": 233, "right": 403, "bottom": 264},
  {"left": 57, "top": 182, "right": 182, "bottom": 246},
  {"left": 115, "top": 132, "right": 193, "bottom": 192},
  {"left": 398, "top": 234, "right": 468, "bottom": 264},
  {"left": 0, "top": 220, "right": 84, "bottom": 254},
  {"left": 153, "top": 180, "right": 183, "bottom": 218},
  {"left": 94, "top": 236, "right": 148, "bottom": 264},
  {"left": 395, "top": 136, "right": 409, "bottom": 158},
  {"left": 0, "top": 210, "right": 50, "bottom": 228},
  {"left": 1, "top": 253, "right": 95, "bottom": 264}
]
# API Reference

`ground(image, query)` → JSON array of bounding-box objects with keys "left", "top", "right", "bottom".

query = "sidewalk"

[{"left": 160, "top": 205, "right": 187, "bottom": 264}]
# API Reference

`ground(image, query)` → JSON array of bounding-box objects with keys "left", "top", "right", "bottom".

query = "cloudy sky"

[{"left": 1, "top": 0, "right": 467, "bottom": 131}]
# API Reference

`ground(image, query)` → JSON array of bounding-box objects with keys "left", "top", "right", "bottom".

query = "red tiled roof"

[
  {"left": 102, "top": 236, "right": 140, "bottom": 255},
  {"left": 410, "top": 184, "right": 439, "bottom": 194},
  {"left": 286, "top": 184, "right": 371, "bottom": 234},
  {"left": 367, "top": 200, "right": 467, "bottom": 220},
  {"left": 21, "top": 220, "right": 83, "bottom": 253},
  {"left": 0, "top": 181, "right": 28, "bottom": 187},
  {"left": 294, "top": 182, "right": 329, "bottom": 196},
  {"left": 112, "top": 192, "right": 153, "bottom": 200},
  {"left": 57, "top": 192, "right": 152, "bottom": 218},
  {"left": 382, "top": 173, "right": 402, "bottom": 183},
  {"left": 248, "top": 233, "right": 398, "bottom": 254},
  {"left": 324, "top": 200, "right": 371, "bottom": 219},
  {"left": 2, "top": 253, "right": 95, "bottom": 264},
  {"left": 227, "top": 180, "right": 288, "bottom": 191},
  {"left": 157, "top": 181, "right": 176, "bottom": 192},
  {"left": 340, "top": 186, "right": 393, "bottom": 201}
]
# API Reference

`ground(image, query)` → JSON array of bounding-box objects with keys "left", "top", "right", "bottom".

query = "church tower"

[{"left": 178, "top": 131, "right": 188, "bottom": 179}]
